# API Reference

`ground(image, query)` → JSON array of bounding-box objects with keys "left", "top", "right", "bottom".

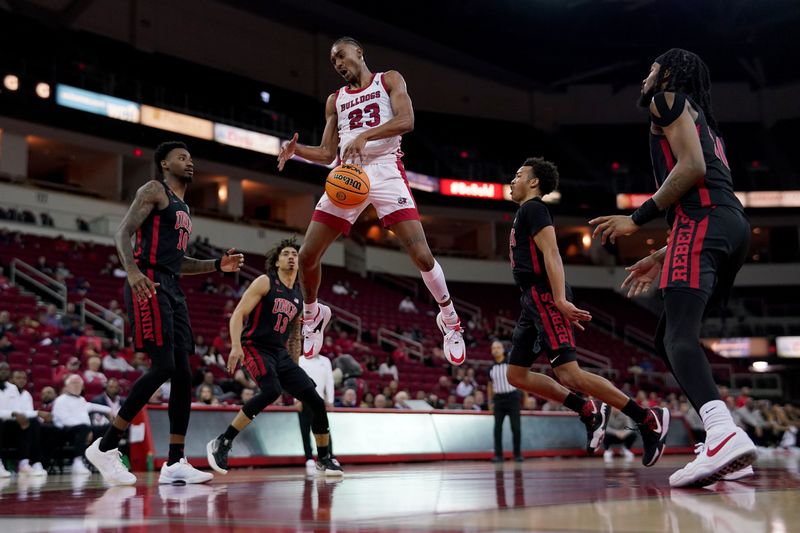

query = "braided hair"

[
  {"left": 655, "top": 48, "right": 719, "bottom": 133},
  {"left": 332, "top": 36, "right": 364, "bottom": 56}
]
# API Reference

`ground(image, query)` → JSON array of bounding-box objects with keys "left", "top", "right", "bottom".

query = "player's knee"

[
  {"left": 411, "top": 248, "right": 435, "bottom": 272},
  {"left": 506, "top": 366, "right": 525, "bottom": 388},
  {"left": 298, "top": 246, "right": 319, "bottom": 271},
  {"left": 554, "top": 367, "right": 583, "bottom": 391}
]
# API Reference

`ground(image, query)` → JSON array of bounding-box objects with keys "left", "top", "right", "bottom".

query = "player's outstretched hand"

[
  {"left": 588, "top": 215, "right": 639, "bottom": 245},
  {"left": 555, "top": 300, "right": 592, "bottom": 331},
  {"left": 128, "top": 268, "right": 160, "bottom": 300},
  {"left": 342, "top": 134, "right": 367, "bottom": 165},
  {"left": 221, "top": 248, "right": 245, "bottom": 272},
  {"left": 278, "top": 133, "right": 298, "bottom": 171},
  {"left": 621, "top": 254, "right": 662, "bottom": 298},
  {"left": 227, "top": 345, "right": 244, "bottom": 374}
]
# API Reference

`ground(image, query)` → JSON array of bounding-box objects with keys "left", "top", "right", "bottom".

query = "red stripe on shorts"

[
  {"left": 530, "top": 287, "right": 559, "bottom": 350},
  {"left": 132, "top": 289, "right": 143, "bottom": 348},
  {"left": 312, "top": 210, "right": 352, "bottom": 236},
  {"left": 690, "top": 214, "right": 710, "bottom": 289}
]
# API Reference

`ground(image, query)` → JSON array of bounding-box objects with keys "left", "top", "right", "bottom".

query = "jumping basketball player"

[
  {"left": 589, "top": 49, "right": 756, "bottom": 487},
  {"left": 507, "top": 157, "right": 669, "bottom": 463},
  {"left": 86, "top": 141, "right": 244, "bottom": 485},
  {"left": 206, "top": 238, "right": 342, "bottom": 476},
  {"left": 276, "top": 37, "right": 465, "bottom": 366}
]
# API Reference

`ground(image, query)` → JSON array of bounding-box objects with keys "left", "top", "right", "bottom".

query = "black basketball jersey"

[
  {"left": 241, "top": 273, "right": 302, "bottom": 350},
  {"left": 133, "top": 181, "right": 192, "bottom": 276},
  {"left": 509, "top": 197, "right": 564, "bottom": 291},
  {"left": 649, "top": 92, "right": 743, "bottom": 224}
]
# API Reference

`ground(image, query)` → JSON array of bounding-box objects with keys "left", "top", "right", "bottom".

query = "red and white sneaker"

[
  {"left": 436, "top": 312, "right": 466, "bottom": 366},
  {"left": 302, "top": 304, "right": 331, "bottom": 358},
  {"left": 669, "top": 427, "right": 756, "bottom": 487}
]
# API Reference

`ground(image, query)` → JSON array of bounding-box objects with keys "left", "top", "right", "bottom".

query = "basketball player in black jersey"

[
  {"left": 206, "top": 238, "right": 343, "bottom": 476},
  {"left": 86, "top": 141, "right": 245, "bottom": 486},
  {"left": 507, "top": 157, "right": 668, "bottom": 465},
  {"left": 590, "top": 49, "right": 757, "bottom": 487}
]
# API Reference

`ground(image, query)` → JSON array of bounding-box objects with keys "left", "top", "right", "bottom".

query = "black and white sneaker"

[
  {"left": 580, "top": 400, "right": 611, "bottom": 454},
  {"left": 206, "top": 435, "right": 233, "bottom": 475},
  {"left": 316, "top": 455, "right": 344, "bottom": 477},
  {"left": 639, "top": 407, "right": 670, "bottom": 467}
]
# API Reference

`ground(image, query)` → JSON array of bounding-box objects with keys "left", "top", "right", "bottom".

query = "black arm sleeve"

[{"left": 650, "top": 92, "right": 687, "bottom": 128}]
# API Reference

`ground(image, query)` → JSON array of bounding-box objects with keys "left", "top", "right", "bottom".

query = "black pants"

[
  {"left": 299, "top": 401, "right": 334, "bottom": 460},
  {"left": 604, "top": 431, "right": 637, "bottom": 450},
  {"left": 0, "top": 418, "right": 42, "bottom": 463},
  {"left": 62, "top": 424, "right": 92, "bottom": 458},
  {"left": 493, "top": 391, "right": 521, "bottom": 458}
]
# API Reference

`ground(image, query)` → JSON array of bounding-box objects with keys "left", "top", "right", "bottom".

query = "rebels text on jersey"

[
  {"left": 509, "top": 197, "right": 560, "bottom": 290},
  {"left": 241, "top": 273, "right": 302, "bottom": 351},
  {"left": 133, "top": 180, "right": 192, "bottom": 276},
  {"left": 335, "top": 72, "right": 402, "bottom": 164}
]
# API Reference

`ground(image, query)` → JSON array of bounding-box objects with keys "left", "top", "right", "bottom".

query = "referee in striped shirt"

[{"left": 489, "top": 340, "right": 523, "bottom": 462}]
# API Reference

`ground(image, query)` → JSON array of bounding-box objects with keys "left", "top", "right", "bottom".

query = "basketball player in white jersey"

[{"left": 277, "top": 36, "right": 465, "bottom": 366}]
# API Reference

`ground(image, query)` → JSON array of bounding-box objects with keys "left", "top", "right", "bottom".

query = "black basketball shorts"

[
  {"left": 659, "top": 205, "right": 750, "bottom": 306},
  {"left": 124, "top": 269, "right": 194, "bottom": 359},
  {"left": 509, "top": 286, "right": 578, "bottom": 369},
  {"left": 241, "top": 343, "right": 316, "bottom": 397}
]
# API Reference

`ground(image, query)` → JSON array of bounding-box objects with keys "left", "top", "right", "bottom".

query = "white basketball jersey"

[{"left": 335, "top": 72, "right": 402, "bottom": 165}]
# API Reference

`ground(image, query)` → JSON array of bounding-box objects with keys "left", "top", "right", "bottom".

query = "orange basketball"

[{"left": 325, "top": 163, "right": 370, "bottom": 209}]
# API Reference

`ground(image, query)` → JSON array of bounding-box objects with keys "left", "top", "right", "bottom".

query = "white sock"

[
  {"left": 73, "top": 457, "right": 83, "bottom": 466},
  {"left": 420, "top": 261, "right": 458, "bottom": 325},
  {"left": 303, "top": 301, "right": 319, "bottom": 321},
  {"left": 700, "top": 400, "right": 736, "bottom": 436},
  {"left": 19, "top": 459, "right": 30, "bottom": 468}
]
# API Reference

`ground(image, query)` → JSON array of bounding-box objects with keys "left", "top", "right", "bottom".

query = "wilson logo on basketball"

[{"left": 331, "top": 172, "right": 363, "bottom": 190}]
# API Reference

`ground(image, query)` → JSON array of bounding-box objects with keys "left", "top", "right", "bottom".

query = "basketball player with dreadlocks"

[
  {"left": 277, "top": 37, "right": 465, "bottom": 367},
  {"left": 507, "top": 157, "right": 668, "bottom": 463},
  {"left": 206, "top": 238, "right": 343, "bottom": 476},
  {"left": 86, "top": 141, "right": 245, "bottom": 485},
  {"left": 589, "top": 49, "right": 756, "bottom": 487}
]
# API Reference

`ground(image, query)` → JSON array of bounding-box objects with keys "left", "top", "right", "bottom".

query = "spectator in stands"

[
  {"left": 91, "top": 379, "right": 123, "bottom": 420},
  {"left": 603, "top": 408, "right": 636, "bottom": 462},
  {"left": 393, "top": 391, "right": 410, "bottom": 409},
  {"left": 63, "top": 317, "right": 83, "bottom": 337},
  {"left": 36, "top": 255, "right": 53, "bottom": 275},
  {"left": 235, "top": 279, "right": 250, "bottom": 298},
  {"left": 736, "top": 387, "right": 752, "bottom": 409},
  {"left": 39, "top": 304, "right": 61, "bottom": 330},
  {"left": 332, "top": 353, "right": 362, "bottom": 386},
  {"left": 103, "top": 351, "right": 134, "bottom": 373},
  {"left": 202, "top": 277, "right": 218, "bottom": 294},
  {"left": 202, "top": 347, "right": 226, "bottom": 368},
  {"left": 718, "top": 385, "right": 730, "bottom": 402},
  {"left": 239, "top": 388, "right": 255, "bottom": 405},
  {"left": 680, "top": 402, "right": 705, "bottom": 442},
  {"left": 54, "top": 357, "right": 82, "bottom": 385},
  {"left": 335, "top": 388, "right": 358, "bottom": 408},
  {"left": 53, "top": 375, "right": 112, "bottom": 475},
  {"left": 130, "top": 352, "right": 149, "bottom": 372},
  {"left": 463, "top": 395, "right": 480, "bottom": 411},
  {"left": 76, "top": 325, "right": 103, "bottom": 357},
  {"left": 426, "top": 393, "right": 442, "bottom": 409},
  {"left": 194, "top": 335, "right": 209, "bottom": 357},
  {"left": 212, "top": 328, "right": 232, "bottom": 357},
  {"left": 102, "top": 301, "right": 125, "bottom": 329},
  {"left": 378, "top": 355, "right": 399, "bottom": 382},
  {"left": 0, "top": 365, "right": 46, "bottom": 476},
  {"left": 223, "top": 299, "right": 235, "bottom": 318},
  {"left": 446, "top": 394, "right": 459, "bottom": 409},
  {"left": 194, "top": 385, "right": 220, "bottom": 406},
  {"left": 83, "top": 356, "right": 108, "bottom": 387},
  {"left": 39, "top": 386, "right": 57, "bottom": 412},
  {"left": 737, "top": 397, "right": 771, "bottom": 446},
  {"left": 332, "top": 280, "right": 348, "bottom": 295},
  {"left": 361, "top": 392, "right": 375, "bottom": 408},
  {"left": 74, "top": 278, "right": 91, "bottom": 297},
  {"left": 0, "top": 310, "right": 15, "bottom": 335},
  {"left": 373, "top": 394, "right": 388, "bottom": 409},
  {"left": 474, "top": 390, "right": 486, "bottom": 411},
  {"left": 436, "top": 376, "right": 453, "bottom": 399},
  {"left": 363, "top": 354, "right": 378, "bottom": 372},
  {"left": 0, "top": 334, "right": 14, "bottom": 355},
  {"left": 196, "top": 371, "right": 225, "bottom": 400},
  {"left": 55, "top": 261, "right": 72, "bottom": 279},
  {"left": 398, "top": 296, "right": 418, "bottom": 314},
  {"left": 456, "top": 375, "right": 475, "bottom": 398}
]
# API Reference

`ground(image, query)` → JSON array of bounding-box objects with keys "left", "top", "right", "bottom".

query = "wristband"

[
  {"left": 214, "top": 258, "right": 223, "bottom": 272},
  {"left": 630, "top": 198, "right": 661, "bottom": 227}
]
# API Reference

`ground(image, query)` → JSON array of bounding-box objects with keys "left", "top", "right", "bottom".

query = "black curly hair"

[
  {"left": 654, "top": 48, "right": 719, "bottom": 133},
  {"left": 523, "top": 157, "right": 560, "bottom": 196},
  {"left": 265, "top": 237, "right": 300, "bottom": 274},
  {"left": 153, "top": 141, "right": 188, "bottom": 177}
]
